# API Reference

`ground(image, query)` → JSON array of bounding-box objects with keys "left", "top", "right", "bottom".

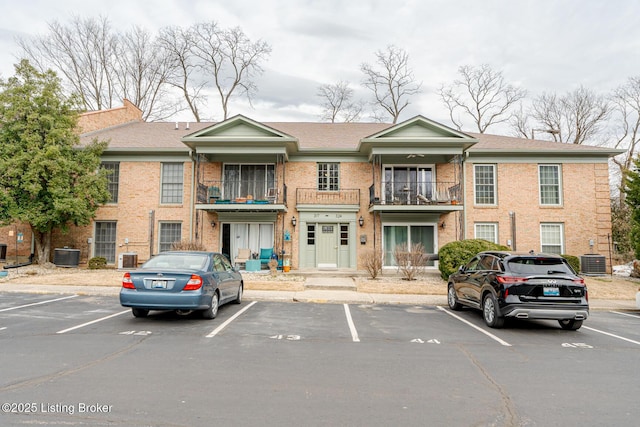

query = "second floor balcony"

[
  {"left": 197, "top": 180, "right": 286, "bottom": 206},
  {"left": 369, "top": 181, "right": 463, "bottom": 209}
]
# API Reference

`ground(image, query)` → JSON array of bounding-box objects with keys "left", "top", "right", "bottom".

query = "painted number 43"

[{"left": 562, "top": 342, "right": 593, "bottom": 348}]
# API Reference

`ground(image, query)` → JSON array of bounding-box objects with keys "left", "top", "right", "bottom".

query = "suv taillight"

[
  {"left": 183, "top": 274, "right": 203, "bottom": 291},
  {"left": 497, "top": 276, "right": 528, "bottom": 284},
  {"left": 122, "top": 272, "right": 135, "bottom": 289}
]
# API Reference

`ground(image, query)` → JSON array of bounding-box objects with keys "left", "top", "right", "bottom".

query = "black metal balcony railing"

[
  {"left": 369, "top": 181, "right": 462, "bottom": 206},
  {"left": 197, "top": 180, "right": 286, "bottom": 204},
  {"left": 296, "top": 188, "right": 360, "bottom": 205}
]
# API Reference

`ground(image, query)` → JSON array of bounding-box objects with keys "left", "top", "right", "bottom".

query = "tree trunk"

[{"left": 32, "top": 228, "right": 52, "bottom": 265}]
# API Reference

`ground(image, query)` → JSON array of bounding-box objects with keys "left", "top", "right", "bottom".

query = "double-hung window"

[
  {"left": 474, "top": 164, "right": 496, "bottom": 205},
  {"left": 101, "top": 162, "right": 119, "bottom": 203},
  {"left": 159, "top": 222, "right": 182, "bottom": 252},
  {"left": 161, "top": 163, "right": 183, "bottom": 204},
  {"left": 539, "top": 165, "right": 562, "bottom": 205},
  {"left": 540, "top": 223, "right": 564, "bottom": 254},
  {"left": 318, "top": 163, "right": 339, "bottom": 191},
  {"left": 474, "top": 223, "right": 498, "bottom": 244}
]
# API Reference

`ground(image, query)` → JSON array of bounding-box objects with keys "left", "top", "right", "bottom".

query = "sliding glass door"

[{"left": 383, "top": 224, "right": 436, "bottom": 267}]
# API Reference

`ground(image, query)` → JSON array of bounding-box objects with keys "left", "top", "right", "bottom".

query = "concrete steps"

[{"left": 303, "top": 277, "right": 357, "bottom": 291}]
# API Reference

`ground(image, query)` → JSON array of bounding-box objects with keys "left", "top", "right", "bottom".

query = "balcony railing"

[
  {"left": 369, "top": 181, "right": 462, "bottom": 206},
  {"left": 296, "top": 188, "right": 360, "bottom": 205},
  {"left": 197, "top": 180, "right": 286, "bottom": 205}
]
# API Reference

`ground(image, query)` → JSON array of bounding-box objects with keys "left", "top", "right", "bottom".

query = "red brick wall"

[{"left": 77, "top": 99, "right": 143, "bottom": 134}]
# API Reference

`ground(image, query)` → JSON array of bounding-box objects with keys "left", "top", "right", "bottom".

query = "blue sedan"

[{"left": 120, "top": 251, "right": 243, "bottom": 319}]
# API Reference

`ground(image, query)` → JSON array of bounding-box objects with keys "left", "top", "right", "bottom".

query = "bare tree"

[
  {"left": 438, "top": 64, "right": 526, "bottom": 133},
  {"left": 610, "top": 76, "right": 640, "bottom": 199},
  {"left": 157, "top": 25, "right": 206, "bottom": 122},
  {"left": 317, "top": 81, "right": 363, "bottom": 122},
  {"left": 190, "top": 22, "right": 271, "bottom": 120},
  {"left": 530, "top": 86, "right": 610, "bottom": 144},
  {"left": 115, "top": 26, "right": 180, "bottom": 121},
  {"left": 360, "top": 45, "right": 421, "bottom": 124},
  {"left": 18, "top": 15, "right": 119, "bottom": 111},
  {"left": 18, "top": 16, "right": 182, "bottom": 121}
]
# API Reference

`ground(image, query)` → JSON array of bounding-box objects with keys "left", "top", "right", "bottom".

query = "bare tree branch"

[
  {"left": 611, "top": 76, "right": 640, "bottom": 200},
  {"left": 531, "top": 86, "right": 609, "bottom": 144},
  {"left": 190, "top": 23, "right": 271, "bottom": 120},
  {"left": 317, "top": 81, "right": 363, "bottom": 122},
  {"left": 438, "top": 64, "right": 526, "bottom": 133},
  {"left": 360, "top": 45, "right": 421, "bottom": 124},
  {"left": 157, "top": 25, "right": 206, "bottom": 122}
]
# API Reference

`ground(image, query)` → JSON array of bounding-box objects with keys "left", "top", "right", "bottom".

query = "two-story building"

[{"left": 1, "top": 101, "right": 621, "bottom": 272}]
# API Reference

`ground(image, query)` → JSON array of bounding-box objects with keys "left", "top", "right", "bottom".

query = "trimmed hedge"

[
  {"left": 561, "top": 254, "right": 580, "bottom": 274},
  {"left": 88, "top": 257, "right": 107, "bottom": 270},
  {"left": 438, "top": 239, "right": 510, "bottom": 280}
]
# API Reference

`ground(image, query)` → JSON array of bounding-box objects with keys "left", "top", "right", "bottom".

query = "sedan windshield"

[
  {"left": 142, "top": 254, "right": 208, "bottom": 270},
  {"left": 507, "top": 258, "right": 574, "bottom": 275}
]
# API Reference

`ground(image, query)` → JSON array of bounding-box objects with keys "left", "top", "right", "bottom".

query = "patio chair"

[{"left": 234, "top": 248, "right": 251, "bottom": 268}]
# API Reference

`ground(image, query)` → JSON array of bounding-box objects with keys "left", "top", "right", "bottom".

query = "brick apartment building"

[{"left": 0, "top": 101, "right": 623, "bottom": 272}]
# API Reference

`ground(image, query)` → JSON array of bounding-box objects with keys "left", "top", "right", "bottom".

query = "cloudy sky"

[{"left": 1, "top": 0, "right": 639, "bottom": 130}]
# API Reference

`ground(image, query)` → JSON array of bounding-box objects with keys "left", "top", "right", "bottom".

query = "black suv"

[{"left": 447, "top": 251, "right": 588, "bottom": 330}]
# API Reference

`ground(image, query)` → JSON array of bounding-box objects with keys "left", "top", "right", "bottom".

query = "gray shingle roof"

[{"left": 79, "top": 120, "right": 621, "bottom": 156}]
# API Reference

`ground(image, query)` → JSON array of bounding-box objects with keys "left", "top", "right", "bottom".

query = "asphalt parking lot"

[{"left": 2, "top": 292, "right": 640, "bottom": 426}]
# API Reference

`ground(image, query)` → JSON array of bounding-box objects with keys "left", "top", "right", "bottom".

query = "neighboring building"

[{"left": 0, "top": 102, "right": 623, "bottom": 272}]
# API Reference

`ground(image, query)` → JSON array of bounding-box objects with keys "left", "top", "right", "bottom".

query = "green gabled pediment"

[
  {"left": 362, "top": 115, "right": 475, "bottom": 142},
  {"left": 181, "top": 115, "right": 298, "bottom": 158},
  {"left": 182, "top": 114, "right": 297, "bottom": 143},
  {"left": 358, "top": 116, "right": 477, "bottom": 159}
]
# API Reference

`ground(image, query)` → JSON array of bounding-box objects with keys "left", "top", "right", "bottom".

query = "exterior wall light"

[
  {"left": 359, "top": 216, "right": 364, "bottom": 227},
  {"left": 210, "top": 221, "right": 216, "bottom": 228},
  {"left": 291, "top": 217, "right": 297, "bottom": 228}
]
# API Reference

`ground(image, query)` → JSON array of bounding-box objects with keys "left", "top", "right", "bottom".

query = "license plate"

[
  {"left": 152, "top": 280, "right": 167, "bottom": 289},
  {"left": 543, "top": 287, "right": 560, "bottom": 296}
]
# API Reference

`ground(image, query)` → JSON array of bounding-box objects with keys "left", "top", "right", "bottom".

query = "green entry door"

[{"left": 317, "top": 224, "right": 338, "bottom": 268}]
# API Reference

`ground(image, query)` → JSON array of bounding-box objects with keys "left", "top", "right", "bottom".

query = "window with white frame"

[
  {"left": 540, "top": 223, "right": 564, "bottom": 254},
  {"left": 159, "top": 222, "right": 182, "bottom": 252},
  {"left": 318, "top": 163, "right": 339, "bottom": 191},
  {"left": 474, "top": 164, "right": 496, "bottom": 205},
  {"left": 161, "top": 163, "right": 183, "bottom": 204},
  {"left": 474, "top": 223, "right": 498, "bottom": 244},
  {"left": 539, "top": 165, "right": 561, "bottom": 205}
]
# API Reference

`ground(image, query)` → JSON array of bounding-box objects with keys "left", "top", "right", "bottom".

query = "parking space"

[
  {"left": 3, "top": 292, "right": 640, "bottom": 352},
  {"left": 4, "top": 292, "right": 640, "bottom": 426}
]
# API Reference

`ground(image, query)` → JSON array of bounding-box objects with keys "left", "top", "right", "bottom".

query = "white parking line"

[
  {"left": 437, "top": 306, "right": 512, "bottom": 347},
  {"left": 0, "top": 327, "right": 6, "bottom": 331},
  {"left": 611, "top": 311, "right": 640, "bottom": 320},
  {"left": 56, "top": 310, "right": 130, "bottom": 334},
  {"left": 343, "top": 304, "right": 360, "bottom": 343},
  {"left": 582, "top": 326, "right": 640, "bottom": 346},
  {"left": 0, "top": 295, "right": 78, "bottom": 312},
  {"left": 206, "top": 301, "right": 258, "bottom": 338}
]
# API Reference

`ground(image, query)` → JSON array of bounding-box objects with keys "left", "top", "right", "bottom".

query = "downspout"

[
  {"left": 189, "top": 149, "right": 196, "bottom": 241},
  {"left": 462, "top": 152, "right": 468, "bottom": 240}
]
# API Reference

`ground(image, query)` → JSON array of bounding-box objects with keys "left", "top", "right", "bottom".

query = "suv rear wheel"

[
  {"left": 558, "top": 319, "right": 583, "bottom": 330},
  {"left": 482, "top": 293, "right": 504, "bottom": 328}
]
